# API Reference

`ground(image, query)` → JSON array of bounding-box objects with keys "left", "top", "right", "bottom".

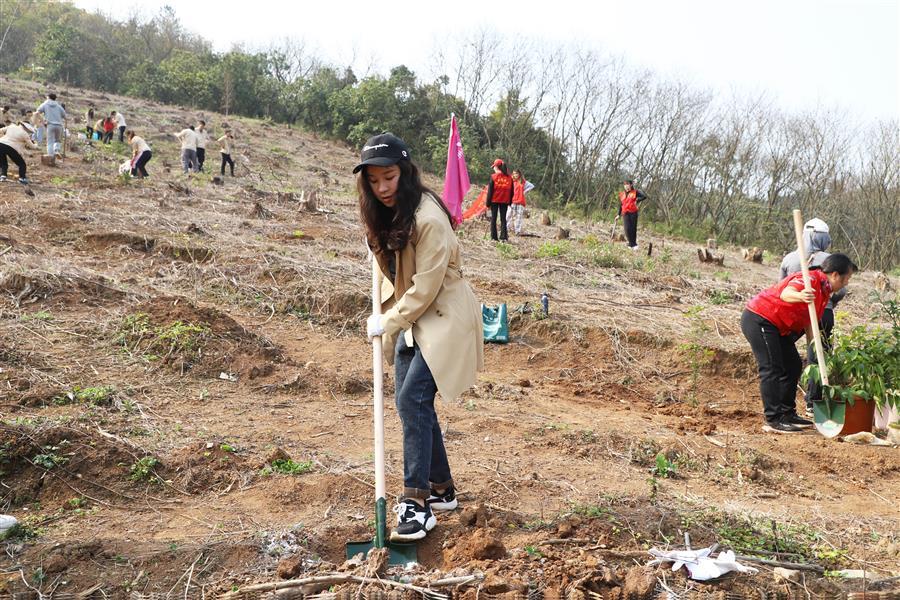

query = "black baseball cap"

[{"left": 352, "top": 133, "right": 410, "bottom": 174}]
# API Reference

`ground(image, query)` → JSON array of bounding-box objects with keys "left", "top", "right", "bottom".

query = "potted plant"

[{"left": 803, "top": 296, "right": 900, "bottom": 436}]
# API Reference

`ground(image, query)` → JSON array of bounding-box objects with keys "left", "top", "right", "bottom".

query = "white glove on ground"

[{"left": 366, "top": 314, "right": 385, "bottom": 340}]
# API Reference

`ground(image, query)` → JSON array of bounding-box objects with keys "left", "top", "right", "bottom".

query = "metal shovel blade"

[
  {"left": 814, "top": 399, "right": 845, "bottom": 438},
  {"left": 345, "top": 539, "right": 419, "bottom": 566}
]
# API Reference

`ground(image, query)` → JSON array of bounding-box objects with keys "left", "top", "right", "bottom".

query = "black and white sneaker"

[
  {"left": 783, "top": 413, "right": 814, "bottom": 429},
  {"left": 0, "top": 175, "right": 7, "bottom": 182},
  {"left": 390, "top": 499, "right": 436, "bottom": 542},
  {"left": 427, "top": 485, "right": 458, "bottom": 511},
  {"left": 762, "top": 420, "right": 803, "bottom": 434},
  {"left": 18, "top": 177, "right": 30, "bottom": 185}
]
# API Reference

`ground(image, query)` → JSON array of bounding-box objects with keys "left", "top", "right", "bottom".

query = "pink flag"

[{"left": 442, "top": 114, "right": 470, "bottom": 226}]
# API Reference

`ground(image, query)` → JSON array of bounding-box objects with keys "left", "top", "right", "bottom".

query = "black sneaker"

[
  {"left": 762, "top": 420, "right": 803, "bottom": 434},
  {"left": 390, "top": 499, "right": 436, "bottom": 542},
  {"left": 427, "top": 485, "right": 458, "bottom": 511},
  {"left": 784, "top": 414, "right": 814, "bottom": 428}
]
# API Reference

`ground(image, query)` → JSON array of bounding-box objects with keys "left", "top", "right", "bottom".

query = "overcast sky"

[{"left": 73, "top": 0, "right": 899, "bottom": 124}]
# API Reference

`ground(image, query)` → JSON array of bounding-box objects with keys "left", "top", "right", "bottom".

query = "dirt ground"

[{"left": 1, "top": 78, "right": 898, "bottom": 599}]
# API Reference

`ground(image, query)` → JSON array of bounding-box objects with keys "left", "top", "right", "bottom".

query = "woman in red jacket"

[
  {"left": 616, "top": 179, "right": 647, "bottom": 249},
  {"left": 485, "top": 158, "right": 513, "bottom": 241},
  {"left": 740, "top": 253, "right": 856, "bottom": 434}
]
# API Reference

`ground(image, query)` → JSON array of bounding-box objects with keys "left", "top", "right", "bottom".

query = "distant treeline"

[{"left": 1, "top": 1, "right": 897, "bottom": 269}]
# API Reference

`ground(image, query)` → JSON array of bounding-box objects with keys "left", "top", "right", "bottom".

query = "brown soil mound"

[
  {"left": 166, "top": 441, "right": 251, "bottom": 493},
  {"left": 0, "top": 424, "right": 139, "bottom": 509},
  {"left": 120, "top": 296, "right": 282, "bottom": 378}
]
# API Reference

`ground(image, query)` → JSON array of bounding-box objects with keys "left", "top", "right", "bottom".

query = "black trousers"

[
  {"left": 806, "top": 307, "right": 834, "bottom": 405},
  {"left": 220, "top": 153, "right": 235, "bottom": 176},
  {"left": 103, "top": 130, "right": 113, "bottom": 143},
  {"left": 623, "top": 211, "right": 639, "bottom": 247},
  {"left": 0, "top": 143, "right": 26, "bottom": 178},
  {"left": 741, "top": 309, "right": 802, "bottom": 423},
  {"left": 131, "top": 150, "right": 152, "bottom": 178},
  {"left": 197, "top": 148, "right": 206, "bottom": 171},
  {"left": 86, "top": 126, "right": 94, "bottom": 138},
  {"left": 118, "top": 125, "right": 126, "bottom": 143},
  {"left": 489, "top": 203, "right": 509, "bottom": 241}
]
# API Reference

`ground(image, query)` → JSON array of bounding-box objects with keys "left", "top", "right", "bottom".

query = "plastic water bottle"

[{"left": 541, "top": 293, "right": 549, "bottom": 316}]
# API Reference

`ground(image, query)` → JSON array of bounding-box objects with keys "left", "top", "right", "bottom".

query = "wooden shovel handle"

[{"left": 792, "top": 210, "right": 829, "bottom": 386}]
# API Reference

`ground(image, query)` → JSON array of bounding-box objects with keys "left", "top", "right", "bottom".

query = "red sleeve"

[{"left": 786, "top": 273, "right": 806, "bottom": 292}]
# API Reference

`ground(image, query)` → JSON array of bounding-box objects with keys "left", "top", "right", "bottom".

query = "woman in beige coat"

[{"left": 358, "top": 133, "right": 483, "bottom": 542}]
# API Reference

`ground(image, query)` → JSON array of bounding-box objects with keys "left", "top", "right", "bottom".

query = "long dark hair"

[
  {"left": 494, "top": 162, "right": 509, "bottom": 176},
  {"left": 357, "top": 160, "right": 451, "bottom": 255}
]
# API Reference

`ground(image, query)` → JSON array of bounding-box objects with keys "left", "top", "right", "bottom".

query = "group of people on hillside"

[
  {"left": 85, "top": 106, "right": 127, "bottom": 144},
  {"left": 173, "top": 121, "right": 236, "bottom": 176},
  {"left": 1, "top": 90, "right": 241, "bottom": 183},
  {"left": 484, "top": 158, "right": 533, "bottom": 240}
]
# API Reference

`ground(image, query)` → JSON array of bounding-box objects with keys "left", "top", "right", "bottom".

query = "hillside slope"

[{"left": 1, "top": 78, "right": 898, "bottom": 598}]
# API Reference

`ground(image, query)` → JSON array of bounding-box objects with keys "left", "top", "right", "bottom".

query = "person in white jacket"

[
  {"left": 112, "top": 110, "right": 127, "bottom": 143},
  {"left": 0, "top": 122, "right": 38, "bottom": 184},
  {"left": 173, "top": 125, "right": 199, "bottom": 174},
  {"left": 195, "top": 120, "right": 210, "bottom": 172}
]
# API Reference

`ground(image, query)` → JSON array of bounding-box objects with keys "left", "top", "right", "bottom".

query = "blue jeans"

[
  {"left": 394, "top": 337, "right": 453, "bottom": 499},
  {"left": 181, "top": 148, "right": 198, "bottom": 173}
]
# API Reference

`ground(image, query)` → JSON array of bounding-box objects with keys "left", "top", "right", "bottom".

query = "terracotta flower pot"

[{"left": 840, "top": 396, "right": 876, "bottom": 436}]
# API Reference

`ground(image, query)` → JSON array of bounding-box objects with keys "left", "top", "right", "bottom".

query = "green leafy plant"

[
  {"left": 535, "top": 240, "right": 570, "bottom": 259},
  {"left": 262, "top": 459, "right": 314, "bottom": 476},
  {"left": 707, "top": 290, "right": 732, "bottom": 305},
  {"left": 33, "top": 444, "right": 69, "bottom": 469},
  {"left": 54, "top": 385, "right": 115, "bottom": 406},
  {"left": 653, "top": 452, "right": 677, "bottom": 478},
  {"left": 496, "top": 242, "right": 519, "bottom": 260},
  {"left": 129, "top": 456, "right": 161, "bottom": 482},
  {"left": 679, "top": 305, "right": 715, "bottom": 406},
  {"left": 803, "top": 296, "right": 899, "bottom": 414}
]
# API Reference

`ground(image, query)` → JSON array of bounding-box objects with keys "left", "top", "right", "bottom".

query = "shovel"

[
  {"left": 346, "top": 253, "right": 418, "bottom": 565},
  {"left": 791, "top": 210, "right": 841, "bottom": 438}
]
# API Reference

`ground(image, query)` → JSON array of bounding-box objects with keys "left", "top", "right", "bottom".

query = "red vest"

[
  {"left": 512, "top": 180, "right": 526, "bottom": 206},
  {"left": 619, "top": 190, "right": 639, "bottom": 214},
  {"left": 490, "top": 173, "right": 513, "bottom": 204},
  {"left": 746, "top": 270, "right": 832, "bottom": 336}
]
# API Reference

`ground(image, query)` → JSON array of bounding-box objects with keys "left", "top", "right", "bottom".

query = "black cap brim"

[{"left": 352, "top": 157, "right": 400, "bottom": 174}]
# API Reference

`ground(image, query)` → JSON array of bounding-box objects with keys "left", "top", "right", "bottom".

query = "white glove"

[{"left": 366, "top": 314, "right": 385, "bottom": 340}]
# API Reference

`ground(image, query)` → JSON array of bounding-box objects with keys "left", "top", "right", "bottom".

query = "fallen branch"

[
  {"left": 735, "top": 554, "right": 825, "bottom": 573},
  {"left": 218, "top": 573, "right": 455, "bottom": 600}
]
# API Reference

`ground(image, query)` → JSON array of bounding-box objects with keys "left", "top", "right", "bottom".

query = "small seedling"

[
  {"left": 130, "top": 456, "right": 160, "bottom": 482},
  {"left": 653, "top": 452, "right": 677, "bottom": 478},
  {"left": 262, "top": 459, "right": 313, "bottom": 476},
  {"left": 33, "top": 444, "right": 69, "bottom": 469}
]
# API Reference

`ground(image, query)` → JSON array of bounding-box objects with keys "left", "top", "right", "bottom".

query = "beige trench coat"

[{"left": 375, "top": 194, "right": 484, "bottom": 401}]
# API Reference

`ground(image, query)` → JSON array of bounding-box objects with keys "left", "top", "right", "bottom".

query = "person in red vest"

[
  {"left": 615, "top": 179, "right": 647, "bottom": 249},
  {"left": 740, "top": 253, "right": 856, "bottom": 434},
  {"left": 485, "top": 158, "right": 513, "bottom": 241}
]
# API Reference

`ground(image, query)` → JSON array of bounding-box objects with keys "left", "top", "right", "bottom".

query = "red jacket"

[
  {"left": 746, "top": 270, "right": 832, "bottom": 336},
  {"left": 619, "top": 189, "right": 642, "bottom": 214},
  {"left": 488, "top": 173, "right": 514, "bottom": 204},
  {"left": 512, "top": 180, "right": 527, "bottom": 206}
]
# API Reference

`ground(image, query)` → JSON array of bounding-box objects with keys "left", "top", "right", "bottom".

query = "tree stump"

[
  {"left": 40, "top": 155, "right": 56, "bottom": 167},
  {"left": 743, "top": 247, "right": 764, "bottom": 263},
  {"left": 251, "top": 202, "right": 273, "bottom": 219},
  {"left": 555, "top": 227, "right": 569, "bottom": 240},
  {"left": 874, "top": 272, "right": 892, "bottom": 293},
  {"left": 298, "top": 189, "right": 318, "bottom": 212},
  {"left": 707, "top": 238, "right": 717, "bottom": 250},
  {"left": 697, "top": 248, "right": 725, "bottom": 266},
  {"left": 211, "top": 176, "right": 224, "bottom": 185},
  {"left": 540, "top": 212, "right": 552, "bottom": 226}
]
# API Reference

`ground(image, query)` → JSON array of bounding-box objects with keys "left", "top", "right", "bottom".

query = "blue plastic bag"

[{"left": 482, "top": 303, "right": 509, "bottom": 344}]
